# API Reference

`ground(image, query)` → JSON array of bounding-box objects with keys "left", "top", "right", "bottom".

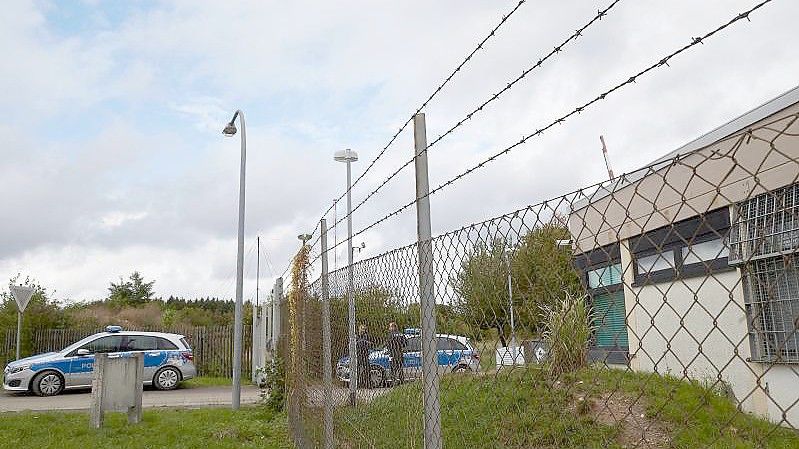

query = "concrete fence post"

[
  {"left": 90, "top": 353, "right": 107, "bottom": 429},
  {"left": 274, "top": 277, "right": 283, "bottom": 355},
  {"left": 413, "top": 113, "right": 441, "bottom": 449},
  {"left": 90, "top": 352, "right": 143, "bottom": 429}
]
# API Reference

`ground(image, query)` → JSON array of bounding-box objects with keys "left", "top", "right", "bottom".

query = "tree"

[
  {"left": 451, "top": 223, "right": 582, "bottom": 346},
  {"left": 451, "top": 239, "right": 512, "bottom": 346},
  {"left": 107, "top": 271, "right": 155, "bottom": 306},
  {"left": 511, "top": 223, "right": 582, "bottom": 332}
]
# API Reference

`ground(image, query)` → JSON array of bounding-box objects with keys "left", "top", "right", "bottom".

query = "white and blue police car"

[
  {"left": 3, "top": 326, "right": 196, "bottom": 396},
  {"left": 336, "top": 329, "right": 480, "bottom": 387}
]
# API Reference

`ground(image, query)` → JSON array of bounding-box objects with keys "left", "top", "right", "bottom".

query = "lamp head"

[
  {"left": 298, "top": 233, "right": 312, "bottom": 243},
  {"left": 334, "top": 149, "right": 358, "bottom": 163},
  {"left": 222, "top": 122, "right": 238, "bottom": 136},
  {"left": 556, "top": 239, "right": 573, "bottom": 249}
]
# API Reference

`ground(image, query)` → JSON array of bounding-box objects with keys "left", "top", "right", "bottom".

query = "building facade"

[{"left": 569, "top": 86, "right": 799, "bottom": 426}]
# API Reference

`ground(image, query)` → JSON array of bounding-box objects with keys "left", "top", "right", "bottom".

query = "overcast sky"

[{"left": 1, "top": 0, "right": 798, "bottom": 303}]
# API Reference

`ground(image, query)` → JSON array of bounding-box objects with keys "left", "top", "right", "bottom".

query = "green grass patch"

[
  {"left": 0, "top": 407, "right": 291, "bottom": 449},
  {"left": 575, "top": 368, "right": 799, "bottom": 449},
  {"left": 180, "top": 376, "right": 239, "bottom": 388},
  {"left": 332, "top": 368, "right": 799, "bottom": 448}
]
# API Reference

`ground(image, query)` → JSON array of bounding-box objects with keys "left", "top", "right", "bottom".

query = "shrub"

[
  {"left": 541, "top": 292, "right": 594, "bottom": 376},
  {"left": 260, "top": 357, "right": 286, "bottom": 412}
]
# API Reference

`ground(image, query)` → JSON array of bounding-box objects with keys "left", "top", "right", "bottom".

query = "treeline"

[{"left": 0, "top": 272, "right": 253, "bottom": 358}]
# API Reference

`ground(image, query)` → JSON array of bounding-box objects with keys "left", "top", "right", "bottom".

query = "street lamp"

[
  {"left": 352, "top": 241, "right": 365, "bottom": 258},
  {"left": 222, "top": 109, "right": 246, "bottom": 410},
  {"left": 334, "top": 148, "right": 358, "bottom": 406}
]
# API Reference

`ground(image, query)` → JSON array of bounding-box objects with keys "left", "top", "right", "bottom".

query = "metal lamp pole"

[
  {"left": 504, "top": 248, "right": 516, "bottom": 351},
  {"left": 334, "top": 148, "right": 358, "bottom": 406},
  {"left": 222, "top": 109, "right": 246, "bottom": 410}
]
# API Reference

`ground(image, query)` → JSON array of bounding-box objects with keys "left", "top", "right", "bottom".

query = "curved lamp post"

[{"left": 222, "top": 110, "right": 246, "bottom": 410}]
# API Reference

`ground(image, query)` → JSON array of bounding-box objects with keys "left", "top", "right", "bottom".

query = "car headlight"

[{"left": 9, "top": 364, "right": 30, "bottom": 374}]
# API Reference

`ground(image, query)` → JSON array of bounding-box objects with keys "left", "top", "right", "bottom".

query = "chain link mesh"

[{"left": 283, "top": 110, "right": 799, "bottom": 448}]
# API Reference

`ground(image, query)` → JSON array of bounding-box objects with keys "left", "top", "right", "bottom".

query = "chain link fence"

[{"left": 281, "top": 108, "right": 799, "bottom": 448}]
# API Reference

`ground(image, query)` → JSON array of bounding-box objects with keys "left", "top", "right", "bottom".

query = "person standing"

[
  {"left": 356, "top": 324, "right": 373, "bottom": 389},
  {"left": 386, "top": 322, "right": 407, "bottom": 386}
]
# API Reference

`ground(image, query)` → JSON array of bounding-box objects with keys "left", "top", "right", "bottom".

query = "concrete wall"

[
  {"left": 619, "top": 245, "right": 798, "bottom": 426},
  {"left": 566, "top": 99, "right": 799, "bottom": 427}
]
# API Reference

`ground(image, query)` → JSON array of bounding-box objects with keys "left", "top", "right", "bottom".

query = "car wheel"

[
  {"left": 369, "top": 365, "right": 385, "bottom": 388},
  {"left": 452, "top": 365, "right": 471, "bottom": 374},
  {"left": 31, "top": 371, "right": 64, "bottom": 397},
  {"left": 153, "top": 366, "right": 181, "bottom": 390}
]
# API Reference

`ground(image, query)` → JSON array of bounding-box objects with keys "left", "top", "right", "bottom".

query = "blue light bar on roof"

[{"left": 105, "top": 325, "right": 123, "bottom": 333}]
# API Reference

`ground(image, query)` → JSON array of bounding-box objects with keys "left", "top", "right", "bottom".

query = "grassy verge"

[
  {"left": 333, "top": 368, "right": 799, "bottom": 448},
  {"left": 180, "top": 376, "right": 243, "bottom": 388},
  {"left": 0, "top": 407, "right": 291, "bottom": 449}
]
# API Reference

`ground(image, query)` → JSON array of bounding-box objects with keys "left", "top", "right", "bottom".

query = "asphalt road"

[{"left": 0, "top": 386, "right": 261, "bottom": 413}]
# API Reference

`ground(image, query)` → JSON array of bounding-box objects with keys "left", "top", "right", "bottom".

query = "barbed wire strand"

[
  {"left": 315, "top": 0, "right": 772, "bottom": 261},
  {"left": 329, "top": 0, "right": 625, "bottom": 232},
  {"left": 304, "top": 0, "right": 530, "bottom": 249}
]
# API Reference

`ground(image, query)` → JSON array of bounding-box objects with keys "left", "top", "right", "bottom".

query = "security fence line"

[{"left": 281, "top": 98, "right": 799, "bottom": 448}]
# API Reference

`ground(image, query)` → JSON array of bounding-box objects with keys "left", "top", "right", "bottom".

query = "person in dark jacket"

[
  {"left": 386, "top": 322, "right": 407, "bottom": 385},
  {"left": 356, "top": 324, "right": 373, "bottom": 389}
]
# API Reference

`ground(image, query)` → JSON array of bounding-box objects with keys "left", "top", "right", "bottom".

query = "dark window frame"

[
  {"left": 577, "top": 243, "right": 629, "bottom": 352},
  {"left": 577, "top": 243, "right": 624, "bottom": 294},
  {"left": 631, "top": 208, "right": 734, "bottom": 286}
]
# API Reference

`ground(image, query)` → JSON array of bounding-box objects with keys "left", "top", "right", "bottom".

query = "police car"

[
  {"left": 2, "top": 326, "right": 196, "bottom": 396},
  {"left": 336, "top": 329, "right": 480, "bottom": 387}
]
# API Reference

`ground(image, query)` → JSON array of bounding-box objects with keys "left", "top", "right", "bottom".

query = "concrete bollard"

[{"left": 90, "top": 353, "right": 144, "bottom": 428}]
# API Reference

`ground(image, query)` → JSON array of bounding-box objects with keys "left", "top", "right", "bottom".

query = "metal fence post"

[
  {"left": 413, "top": 112, "right": 441, "bottom": 449},
  {"left": 320, "top": 219, "right": 334, "bottom": 449}
]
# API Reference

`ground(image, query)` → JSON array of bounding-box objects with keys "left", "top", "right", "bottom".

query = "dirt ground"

[{"left": 589, "top": 392, "right": 672, "bottom": 449}]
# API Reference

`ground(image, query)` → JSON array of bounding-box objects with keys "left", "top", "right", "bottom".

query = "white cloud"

[
  {"left": 99, "top": 211, "right": 148, "bottom": 229},
  {"left": 1, "top": 0, "right": 798, "bottom": 300}
]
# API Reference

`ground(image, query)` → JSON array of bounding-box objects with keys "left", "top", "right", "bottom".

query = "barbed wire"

[
  {"left": 328, "top": 0, "right": 625, "bottom": 233},
  {"left": 315, "top": 0, "right": 773, "bottom": 260},
  {"left": 304, "top": 0, "right": 530, "bottom": 250}
]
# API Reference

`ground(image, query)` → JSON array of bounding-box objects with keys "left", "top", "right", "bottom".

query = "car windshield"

[{"left": 61, "top": 334, "right": 101, "bottom": 353}]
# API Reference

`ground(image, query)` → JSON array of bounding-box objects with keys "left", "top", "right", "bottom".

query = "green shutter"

[{"left": 592, "top": 291, "right": 629, "bottom": 348}]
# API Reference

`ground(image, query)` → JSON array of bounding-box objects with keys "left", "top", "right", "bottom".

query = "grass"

[
  {"left": 180, "top": 376, "right": 238, "bottom": 388},
  {"left": 331, "top": 367, "right": 799, "bottom": 448},
  {"left": 576, "top": 369, "right": 799, "bottom": 448},
  {"left": 0, "top": 407, "right": 292, "bottom": 449}
]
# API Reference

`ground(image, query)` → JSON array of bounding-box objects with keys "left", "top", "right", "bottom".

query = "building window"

[
  {"left": 733, "top": 183, "right": 799, "bottom": 363},
  {"left": 729, "top": 183, "right": 799, "bottom": 264},
  {"left": 682, "top": 238, "right": 728, "bottom": 265},
  {"left": 742, "top": 255, "right": 799, "bottom": 363},
  {"left": 631, "top": 208, "right": 732, "bottom": 285},
  {"left": 575, "top": 244, "right": 629, "bottom": 364},
  {"left": 587, "top": 264, "right": 622, "bottom": 289},
  {"left": 636, "top": 252, "right": 676, "bottom": 276}
]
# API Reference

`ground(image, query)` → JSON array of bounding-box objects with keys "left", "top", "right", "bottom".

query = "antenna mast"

[{"left": 599, "top": 135, "right": 615, "bottom": 180}]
